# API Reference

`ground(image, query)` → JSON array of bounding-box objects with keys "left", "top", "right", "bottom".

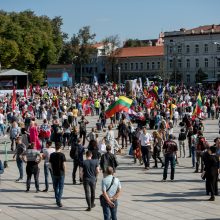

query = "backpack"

[
  {"left": 0, "top": 160, "right": 4, "bottom": 174},
  {"left": 178, "top": 132, "right": 186, "bottom": 141},
  {"left": 56, "top": 126, "right": 63, "bottom": 134},
  {"left": 197, "top": 137, "right": 208, "bottom": 151},
  {"left": 70, "top": 144, "right": 79, "bottom": 159}
]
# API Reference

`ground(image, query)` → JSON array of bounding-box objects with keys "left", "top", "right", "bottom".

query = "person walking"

[
  {"left": 81, "top": 151, "right": 100, "bottom": 211},
  {"left": 152, "top": 131, "right": 164, "bottom": 168},
  {"left": 70, "top": 138, "right": 85, "bottom": 184},
  {"left": 100, "top": 146, "right": 119, "bottom": 177},
  {"left": 42, "top": 140, "right": 55, "bottom": 192},
  {"left": 139, "top": 126, "right": 152, "bottom": 170},
  {"left": 49, "top": 142, "right": 66, "bottom": 207},
  {"left": 100, "top": 166, "right": 122, "bottom": 220},
  {"left": 178, "top": 128, "right": 186, "bottom": 158},
  {"left": 13, "top": 136, "right": 26, "bottom": 182},
  {"left": 22, "top": 143, "right": 41, "bottom": 192},
  {"left": 162, "top": 134, "right": 178, "bottom": 181},
  {"left": 78, "top": 116, "right": 89, "bottom": 146},
  {"left": 203, "top": 146, "right": 219, "bottom": 201}
]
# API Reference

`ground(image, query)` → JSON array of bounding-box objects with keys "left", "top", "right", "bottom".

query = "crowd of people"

[{"left": 0, "top": 82, "right": 220, "bottom": 219}]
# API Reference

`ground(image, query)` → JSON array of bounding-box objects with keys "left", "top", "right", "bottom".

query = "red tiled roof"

[
  {"left": 115, "top": 46, "right": 164, "bottom": 58},
  {"left": 188, "top": 24, "right": 220, "bottom": 33}
]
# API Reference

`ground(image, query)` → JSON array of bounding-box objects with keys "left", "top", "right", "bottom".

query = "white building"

[{"left": 164, "top": 24, "right": 220, "bottom": 84}]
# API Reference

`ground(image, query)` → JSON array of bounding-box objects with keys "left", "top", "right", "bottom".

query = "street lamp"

[{"left": 118, "top": 66, "right": 121, "bottom": 92}]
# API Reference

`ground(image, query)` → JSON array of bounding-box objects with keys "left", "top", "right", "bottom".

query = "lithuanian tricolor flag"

[
  {"left": 194, "top": 93, "right": 202, "bottom": 116},
  {"left": 105, "top": 96, "right": 133, "bottom": 118}
]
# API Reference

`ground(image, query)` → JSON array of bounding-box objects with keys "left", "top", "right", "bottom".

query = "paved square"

[{"left": 0, "top": 117, "right": 220, "bottom": 220}]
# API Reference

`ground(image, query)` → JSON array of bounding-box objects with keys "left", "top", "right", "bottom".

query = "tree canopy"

[{"left": 0, "top": 10, "right": 64, "bottom": 84}]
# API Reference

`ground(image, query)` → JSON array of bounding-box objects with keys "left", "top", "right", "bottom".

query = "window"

[
  {"left": 125, "top": 63, "right": 128, "bottom": 71},
  {"left": 187, "top": 74, "right": 190, "bottom": 83},
  {"left": 186, "top": 45, "right": 190, "bottom": 53},
  {"left": 204, "top": 44, "right": 208, "bottom": 53},
  {"left": 157, "top": 62, "right": 160, "bottom": 69},
  {"left": 205, "top": 58, "right": 208, "bottom": 68},
  {"left": 195, "top": 44, "right": 199, "bottom": 53},
  {"left": 186, "top": 59, "right": 190, "bottom": 68},
  {"left": 169, "top": 59, "right": 173, "bottom": 68},
  {"left": 177, "top": 45, "right": 182, "bottom": 53},
  {"left": 217, "top": 44, "right": 220, "bottom": 52},
  {"left": 152, "top": 62, "right": 155, "bottom": 70},
  {"left": 178, "top": 59, "right": 182, "bottom": 68},
  {"left": 195, "top": 58, "right": 199, "bottom": 68},
  {"left": 135, "top": 63, "right": 138, "bottom": 70},
  {"left": 169, "top": 46, "right": 173, "bottom": 54},
  {"left": 120, "top": 63, "right": 123, "bottom": 70},
  {"left": 217, "top": 58, "right": 220, "bottom": 67},
  {"left": 147, "top": 62, "right": 150, "bottom": 70},
  {"left": 140, "top": 63, "right": 143, "bottom": 70},
  {"left": 131, "top": 63, "right": 134, "bottom": 70}
]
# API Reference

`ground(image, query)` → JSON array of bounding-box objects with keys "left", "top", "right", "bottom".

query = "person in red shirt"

[{"left": 162, "top": 134, "right": 178, "bottom": 181}]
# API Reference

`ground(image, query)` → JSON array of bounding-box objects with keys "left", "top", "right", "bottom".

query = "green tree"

[
  {"left": 70, "top": 26, "right": 96, "bottom": 82},
  {"left": 102, "top": 35, "right": 121, "bottom": 82},
  {"left": 123, "top": 39, "right": 148, "bottom": 47},
  {"left": 0, "top": 10, "right": 66, "bottom": 84},
  {"left": 195, "top": 68, "right": 208, "bottom": 83}
]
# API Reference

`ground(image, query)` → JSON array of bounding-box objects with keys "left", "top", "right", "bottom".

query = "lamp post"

[{"left": 118, "top": 66, "right": 121, "bottom": 92}]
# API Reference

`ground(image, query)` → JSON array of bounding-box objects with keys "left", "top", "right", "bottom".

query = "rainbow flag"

[{"left": 105, "top": 96, "right": 133, "bottom": 118}]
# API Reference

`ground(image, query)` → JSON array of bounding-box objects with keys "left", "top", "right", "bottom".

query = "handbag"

[{"left": 99, "top": 177, "right": 115, "bottom": 207}]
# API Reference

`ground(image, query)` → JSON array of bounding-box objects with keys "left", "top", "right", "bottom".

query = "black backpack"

[{"left": 70, "top": 144, "right": 79, "bottom": 159}]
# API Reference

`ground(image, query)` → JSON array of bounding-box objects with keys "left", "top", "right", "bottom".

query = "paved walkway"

[{"left": 0, "top": 117, "right": 220, "bottom": 220}]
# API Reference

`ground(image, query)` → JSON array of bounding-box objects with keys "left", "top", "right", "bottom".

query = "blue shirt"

[{"left": 102, "top": 175, "right": 121, "bottom": 198}]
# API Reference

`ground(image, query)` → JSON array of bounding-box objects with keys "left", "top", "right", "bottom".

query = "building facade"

[
  {"left": 115, "top": 46, "right": 164, "bottom": 82},
  {"left": 164, "top": 25, "right": 220, "bottom": 84},
  {"left": 75, "top": 43, "right": 109, "bottom": 83}
]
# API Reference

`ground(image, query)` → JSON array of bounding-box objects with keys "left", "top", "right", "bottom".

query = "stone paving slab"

[{"left": 0, "top": 117, "right": 220, "bottom": 220}]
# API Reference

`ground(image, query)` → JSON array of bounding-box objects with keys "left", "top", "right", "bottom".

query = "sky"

[{"left": 1, "top": 0, "right": 220, "bottom": 43}]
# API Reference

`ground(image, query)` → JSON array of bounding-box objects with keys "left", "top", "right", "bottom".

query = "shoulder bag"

[{"left": 100, "top": 177, "right": 115, "bottom": 207}]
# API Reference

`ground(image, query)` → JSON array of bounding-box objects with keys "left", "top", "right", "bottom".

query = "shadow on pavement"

[{"left": 0, "top": 202, "right": 85, "bottom": 211}]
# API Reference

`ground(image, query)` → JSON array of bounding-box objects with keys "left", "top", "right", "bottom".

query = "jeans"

[
  {"left": 141, "top": 146, "right": 150, "bottom": 168},
  {"left": 102, "top": 199, "right": 118, "bottom": 220},
  {"left": 41, "top": 138, "right": 49, "bottom": 150},
  {"left": 44, "top": 163, "right": 53, "bottom": 190},
  {"left": 191, "top": 146, "right": 196, "bottom": 167},
  {"left": 163, "top": 155, "right": 176, "bottom": 180},
  {"left": 26, "top": 165, "right": 40, "bottom": 190},
  {"left": 53, "top": 175, "right": 65, "bottom": 204},
  {"left": 72, "top": 160, "right": 82, "bottom": 182},
  {"left": 63, "top": 133, "right": 70, "bottom": 148},
  {"left": 83, "top": 180, "right": 96, "bottom": 208},
  {"left": 16, "top": 157, "right": 23, "bottom": 179},
  {"left": 196, "top": 151, "right": 204, "bottom": 172},
  {"left": 80, "top": 131, "right": 86, "bottom": 146},
  {"left": 121, "top": 135, "right": 128, "bottom": 149},
  {"left": 95, "top": 108, "right": 100, "bottom": 115},
  {"left": 0, "top": 124, "right": 5, "bottom": 136}
]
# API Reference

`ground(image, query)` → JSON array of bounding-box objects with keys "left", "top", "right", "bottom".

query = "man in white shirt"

[
  {"left": 42, "top": 140, "right": 55, "bottom": 192},
  {"left": 139, "top": 126, "right": 153, "bottom": 169}
]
